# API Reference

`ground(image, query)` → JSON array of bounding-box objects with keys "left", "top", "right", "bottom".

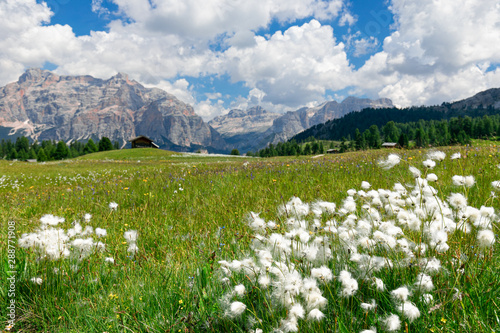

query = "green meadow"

[{"left": 1, "top": 145, "right": 500, "bottom": 332}]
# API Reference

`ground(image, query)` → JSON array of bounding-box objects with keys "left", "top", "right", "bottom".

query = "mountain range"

[
  {"left": 0, "top": 68, "right": 227, "bottom": 152},
  {"left": 1, "top": 69, "right": 498, "bottom": 154}
]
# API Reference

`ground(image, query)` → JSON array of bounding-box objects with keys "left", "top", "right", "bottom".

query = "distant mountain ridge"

[
  {"left": 291, "top": 88, "right": 500, "bottom": 142},
  {"left": 0, "top": 68, "right": 228, "bottom": 152},
  {"left": 210, "top": 97, "right": 394, "bottom": 152}
]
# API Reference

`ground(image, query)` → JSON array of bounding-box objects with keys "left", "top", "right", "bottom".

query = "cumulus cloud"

[
  {"left": 357, "top": 0, "right": 500, "bottom": 106},
  {"left": 223, "top": 20, "right": 353, "bottom": 106},
  {"left": 1, "top": 0, "right": 500, "bottom": 120}
]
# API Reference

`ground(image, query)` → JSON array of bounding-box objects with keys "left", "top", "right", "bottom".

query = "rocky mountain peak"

[
  {"left": 0, "top": 69, "right": 228, "bottom": 152},
  {"left": 18, "top": 68, "right": 54, "bottom": 84}
]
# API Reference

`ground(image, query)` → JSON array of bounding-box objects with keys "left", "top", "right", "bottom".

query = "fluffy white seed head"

[
  {"left": 379, "top": 154, "right": 401, "bottom": 169},
  {"left": 229, "top": 301, "right": 246, "bottom": 316},
  {"left": 477, "top": 229, "right": 495, "bottom": 248},
  {"left": 383, "top": 314, "right": 401, "bottom": 332}
]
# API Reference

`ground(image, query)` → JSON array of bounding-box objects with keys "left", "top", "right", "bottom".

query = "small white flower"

[
  {"left": 84, "top": 213, "right": 92, "bottom": 222},
  {"left": 414, "top": 273, "right": 434, "bottom": 292},
  {"left": 477, "top": 229, "right": 495, "bottom": 248},
  {"left": 421, "top": 294, "right": 433, "bottom": 304},
  {"left": 360, "top": 299, "right": 377, "bottom": 312},
  {"left": 40, "top": 214, "right": 65, "bottom": 226},
  {"left": 379, "top": 154, "right": 401, "bottom": 169},
  {"left": 361, "top": 181, "right": 371, "bottom": 190},
  {"left": 290, "top": 304, "right": 305, "bottom": 319},
  {"left": 105, "top": 257, "right": 115, "bottom": 264},
  {"left": 311, "top": 265, "right": 333, "bottom": 282},
  {"left": 124, "top": 230, "right": 138, "bottom": 243},
  {"left": 422, "top": 159, "right": 436, "bottom": 169},
  {"left": 427, "top": 151, "right": 446, "bottom": 161},
  {"left": 234, "top": 284, "right": 246, "bottom": 296},
  {"left": 397, "top": 301, "right": 420, "bottom": 322},
  {"left": 408, "top": 166, "right": 421, "bottom": 178},
  {"left": 451, "top": 152, "right": 461, "bottom": 159},
  {"left": 109, "top": 202, "right": 118, "bottom": 210},
  {"left": 229, "top": 301, "right": 246, "bottom": 316},
  {"left": 426, "top": 173, "right": 438, "bottom": 182},
  {"left": 127, "top": 243, "right": 139, "bottom": 254},
  {"left": 383, "top": 314, "right": 401, "bottom": 332},
  {"left": 491, "top": 181, "right": 500, "bottom": 191},
  {"left": 391, "top": 286, "right": 410, "bottom": 302},
  {"left": 95, "top": 228, "right": 107, "bottom": 237},
  {"left": 307, "top": 308, "right": 324, "bottom": 321}
]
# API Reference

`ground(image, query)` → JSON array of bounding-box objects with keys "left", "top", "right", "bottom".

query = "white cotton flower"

[
  {"left": 83, "top": 213, "right": 92, "bottom": 222},
  {"left": 339, "top": 270, "right": 358, "bottom": 297},
  {"left": 305, "top": 291, "right": 327, "bottom": 310},
  {"left": 426, "top": 173, "right": 438, "bottom": 182},
  {"left": 360, "top": 328, "right": 377, "bottom": 333},
  {"left": 448, "top": 193, "right": 467, "bottom": 209},
  {"left": 414, "top": 273, "right": 434, "bottom": 292},
  {"left": 379, "top": 154, "right": 401, "bottom": 169},
  {"left": 372, "top": 277, "right": 385, "bottom": 291},
  {"left": 311, "top": 266, "right": 333, "bottom": 283},
  {"left": 290, "top": 304, "right": 305, "bottom": 319},
  {"left": 109, "top": 202, "right": 118, "bottom": 210},
  {"left": 361, "top": 181, "right": 371, "bottom": 190},
  {"left": 421, "top": 294, "right": 433, "bottom": 304},
  {"left": 427, "top": 151, "right": 446, "bottom": 161},
  {"left": 307, "top": 308, "right": 324, "bottom": 321},
  {"left": 383, "top": 314, "right": 401, "bottom": 332},
  {"left": 281, "top": 316, "right": 298, "bottom": 332},
  {"left": 391, "top": 286, "right": 411, "bottom": 302},
  {"left": 40, "top": 214, "right": 65, "bottom": 226},
  {"left": 127, "top": 243, "right": 139, "bottom": 254},
  {"left": 360, "top": 299, "right": 377, "bottom": 312},
  {"left": 81, "top": 225, "right": 93, "bottom": 236},
  {"left": 347, "top": 189, "right": 357, "bottom": 196},
  {"left": 491, "top": 181, "right": 500, "bottom": 191},
  {"left": 31, "top": 277, "right": 43, "bottom": 285},
  {"left": 71, "top": 238, "right": 96, "bottom": 259},
  {"left": 451, "top": 152, "right": 461, "bottom": 160},
  {"left": 464, "top": 176, "right": 475, "bottom": 187},
  {"left": 95, "top": 228, "right": 107, "bottom": 237},
  {"left": 342, "top": 197, "right": 357, "bottom": 212},
  {"left": 397, "top": 301, "right": 420, "bottom": 322},
  {"left": 477, "top": 229, "right": 495, "bottom": 248},
  {"left": 124, "top": 230, "right": 138, "bottom": 243},
  {"left": 105, "top": 257, "right": 115, "bottom": 264},
  {"left": 234, "top": 284, "right": 246, "bottom": 296},
  {"left": 229, "top": 301, "right": 246, "bottom": 316},
  {"left": 258, "top": 274, "right": 271, "bottom": 288},
  {"left": 422, "top": 257, "right": 441, "bottom": 274},
  {"left": 452, "top": 175, "right": 466, "bottom": 186},
  {"left": 423, "top": 159, "right": 436, "bottom": 169},
  {"left": 408, "top": 166, "right": 421, "bottom": 178},
  {"left": 248, "top": 212, "right": 266, "bottom": 232}
]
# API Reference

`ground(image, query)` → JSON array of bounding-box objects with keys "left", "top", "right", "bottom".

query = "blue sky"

[{"left": 2, "top": 0, "right": 500, "bottom": 120}]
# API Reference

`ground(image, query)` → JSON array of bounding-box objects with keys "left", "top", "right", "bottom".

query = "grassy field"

[{"left": 1, "top": 145, "right": 499, "bottom": 332}]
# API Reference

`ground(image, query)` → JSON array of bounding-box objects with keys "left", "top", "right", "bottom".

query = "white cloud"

[
  {"left": 353, "top": 36, "right": 379, "bottom": 57},
  {"left": 223, "top": 20, "right": 353, "bottom": 106},
  {"left": 356, "top": 0, "right": 500, "bottom": 107},
  {"left": 1, "top": 0, "right": 500, "bottom": 122}
]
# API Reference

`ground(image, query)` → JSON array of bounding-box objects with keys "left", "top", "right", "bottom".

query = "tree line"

[
  {"left": 292, "top": 104, "right": 500, "bottom": 143},
  {"left": 253, "top": 114, "right": 499, "bottom": 157},
  {"left": 0, "top": 136, "right": 120, "bottom": 161}
]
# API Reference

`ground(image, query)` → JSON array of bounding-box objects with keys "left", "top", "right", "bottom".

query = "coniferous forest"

[
  {"left": 253, "top": 105, "right": 500, "bottom": 157},
  {"left": 0, "top": 136, "right": 119, "bottom": 161}
]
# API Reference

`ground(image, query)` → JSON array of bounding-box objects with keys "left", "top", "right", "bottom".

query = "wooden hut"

[{"left": 129, "top": 135, "right": 159, "bottom": 148}]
